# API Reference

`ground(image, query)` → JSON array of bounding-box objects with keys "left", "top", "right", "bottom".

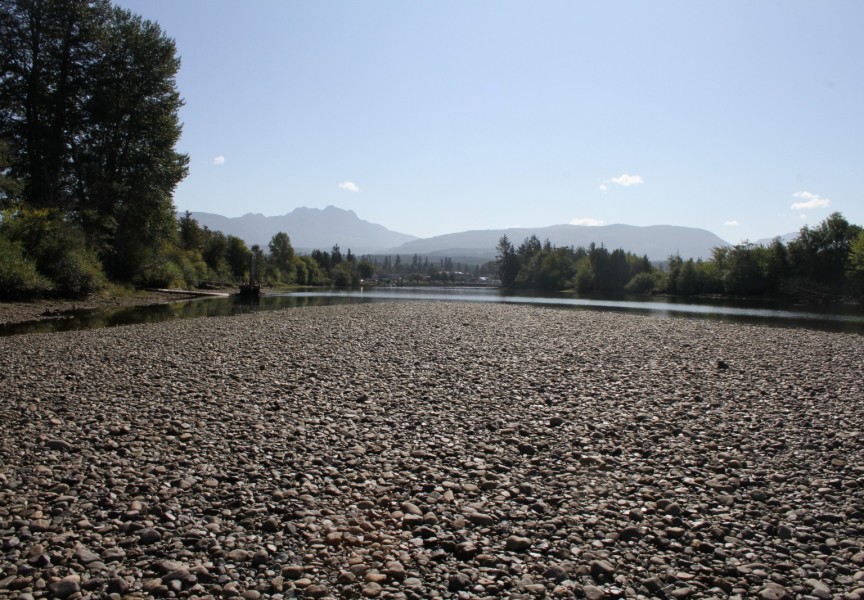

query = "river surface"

[{"left": 2, "top": 287, "right": 864, "bottom": 336}]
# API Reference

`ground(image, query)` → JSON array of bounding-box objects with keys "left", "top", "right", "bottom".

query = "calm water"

[{"left": 2, "top": 287, "right": 863, "bottom": 336}]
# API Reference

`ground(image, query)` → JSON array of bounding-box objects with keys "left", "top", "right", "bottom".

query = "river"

[{"left": 2, "top": 287, "right": 863, "bottom": 336}]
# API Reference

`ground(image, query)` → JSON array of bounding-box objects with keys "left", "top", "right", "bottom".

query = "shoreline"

[
  {"left": 1, "top": 302, "right": 862, "bottom": 598},
  {"left": 0, "top": 289, "right": 225, "bottom": 327}
]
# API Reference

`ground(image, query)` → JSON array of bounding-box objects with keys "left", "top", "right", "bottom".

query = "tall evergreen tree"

[
  {"left": 0, "top": 0, "right": 188, "bottom": 279},
  {"left": 496, "top": 235, "right": 519, "bottom": 288}
]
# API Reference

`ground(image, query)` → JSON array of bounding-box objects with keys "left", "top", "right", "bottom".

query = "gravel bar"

[{"left": 1, "top": 302, "right": 862, "bottom": 600}]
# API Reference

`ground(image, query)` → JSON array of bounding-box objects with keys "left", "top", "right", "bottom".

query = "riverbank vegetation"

[
  {"left": 1, "top": 0, "right": 186, "bottom": 298},
  {"left": 497, "top": 212, "right": 864, "bottom": 303}
]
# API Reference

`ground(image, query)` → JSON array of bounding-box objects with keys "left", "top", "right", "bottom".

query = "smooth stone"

[{"left": 505, "top": 536, "right": 532, "bottom": 552}]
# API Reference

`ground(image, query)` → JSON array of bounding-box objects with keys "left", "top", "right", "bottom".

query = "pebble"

[
  {"left": 505, "top": 536, "right": 533, "bottom": 552},
  {"left": 46, "top": 576, "right": 79, "bottom": 599},
  {"left": 0, "top": 302, "right": 862, "bottom": 598}
]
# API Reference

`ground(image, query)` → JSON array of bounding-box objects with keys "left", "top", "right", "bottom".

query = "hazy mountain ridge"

[
  {"left": 185, "top": 206, "right": 738, "bottom": 261},
  {"left": 187, "top": 206, "right": 419, "bottom": 254},
  {"left": 386, "top": 224, "right": 731, "bottom": 261},
  {"left": 755, "top": 232, "right": 799, "bottom": 246}
]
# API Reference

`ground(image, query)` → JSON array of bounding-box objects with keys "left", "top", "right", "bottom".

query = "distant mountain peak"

[
  {"left": 184, "top": 207, "right": 737, "bottom": 261},
  {"left": 384, "top": 222, "right": 732, "bottom": 261},
  {"left": 186, "top": 206, "right": 418, "bottom": 253}
]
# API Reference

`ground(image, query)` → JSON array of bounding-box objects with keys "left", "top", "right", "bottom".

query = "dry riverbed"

[{"left": 0, "top": 302, "right": 862, "bottom": 599}]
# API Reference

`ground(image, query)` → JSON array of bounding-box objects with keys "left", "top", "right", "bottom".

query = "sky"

[{"left": 115, "top": 0, "right": 864, "bottom": 243}]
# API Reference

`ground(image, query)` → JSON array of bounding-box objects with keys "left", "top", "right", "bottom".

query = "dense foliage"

[
  {"left": 344, "top": 253, "right": 494, "bottom": 284},
  {"left": 497, "top": 213, "right": 864, "bottom": 303},
  {"left": 496, "top": 234, "right": 656, "bottom": 293},
  {"left": 0, "top": 0, "right": 187, "bottom": 296}
]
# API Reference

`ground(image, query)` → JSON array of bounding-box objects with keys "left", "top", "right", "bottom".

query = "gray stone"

[
  {"left": 47, "top": 576, "right": 80, "bottom": 599},
  {"left": 505, "top": 535, "right": 532, "bottom": 552}
]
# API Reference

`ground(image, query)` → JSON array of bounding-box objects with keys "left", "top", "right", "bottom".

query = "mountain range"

[{"left": 185, "top": 206, "right": 779, "bottom": 262}]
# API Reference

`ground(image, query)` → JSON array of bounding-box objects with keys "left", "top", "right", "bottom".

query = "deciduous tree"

[{"left": 0, "top": 0, "right": 188, "bottom": 280}]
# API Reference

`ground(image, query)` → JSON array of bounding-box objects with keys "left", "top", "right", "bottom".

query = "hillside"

[
  {"left": 386, "top": 224, "right": 731, "bottom": 262},
  {"left": 184, "top": 207, "right": 734, "bottom": 261},
  {"left": 187, "top": 206, "right": 419, "bottom": 254}
]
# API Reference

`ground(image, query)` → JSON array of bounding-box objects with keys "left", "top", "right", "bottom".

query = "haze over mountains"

[
  {"left": 187, "top": 206, "right": 418, "bottom": 254},
  {"left": 186, "top": 206, "right": 783, "bottom": 262}
]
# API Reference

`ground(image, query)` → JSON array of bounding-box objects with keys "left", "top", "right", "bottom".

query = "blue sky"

[{"left": 116, "top": 0, "right": 863, "bottom": 243}]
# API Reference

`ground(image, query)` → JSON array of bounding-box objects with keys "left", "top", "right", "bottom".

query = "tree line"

[
  {"left": 0, "top": 1, "right": 493, "bottom": 299},
  {"left": 354, "top": 254, "right": 494, "bottom": 283},
  {"left": 496, "top": 212, "right": 864, "bottom": 302},
  {"left": 0, "top": 2, "right": 375, "bottom": 297},
  {"left": 1, "top": 0, "right": 186, "bottom": 297},
  {"left": 495, "top": 234, "right": 656, "bottom": 293}
]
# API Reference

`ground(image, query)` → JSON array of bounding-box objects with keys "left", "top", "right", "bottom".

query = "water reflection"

[
  {"left": 281, "top": 289, "right": 864, "bottom": 332},
  {"left": 2, "top": 287, "right": 863, "bottom": 336},
  {"left": 0, "top": 294, "right": 360, "bottom": 337}
]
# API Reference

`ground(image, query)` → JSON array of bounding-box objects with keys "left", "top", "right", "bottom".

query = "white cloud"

[
  {"left": 570, "top": 218, "right": 604, "bottom": 226},
  {"left": 598, "top": 184, "right": 609, "bottom": 192},
  {"left": 212, "top": 155, "right": 225, "bottom": 165},
  {"left": 609, "top": 173, "right": 644, "bottom": 186},
  {"left": 793, "top": 191, "right": 819, "bottom": 201},
  {"left": 724, "top": 220, "right": 740, "bottom": 226},
  {"left": 338, "top": 181, "right": 360, "bottom": 193},
  {"left": 799, "top": 213, "right": 807, "bottom": 219},
  {"left": 791, "top": 190, "right": 830, "bottom": 210}
]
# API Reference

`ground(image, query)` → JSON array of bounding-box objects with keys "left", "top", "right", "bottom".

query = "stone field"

[{"left": 1, "top": 302, "right": 862, "bottom": 599}]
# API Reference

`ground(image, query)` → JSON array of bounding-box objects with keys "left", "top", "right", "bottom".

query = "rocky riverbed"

[{"left": 1, "top": 302, "right": 862, "bottom": 599}]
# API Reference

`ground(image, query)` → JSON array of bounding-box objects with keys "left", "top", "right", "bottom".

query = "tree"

[
  {"left": 763, "top": 237, "right": 789, "bottom": 290},
  {"left": 496, "top": 235, "right": 519, "bottom": 288},
  {"left": 787, "top": 212, "right": 861, "bottom": 286},
  {"left": 605, "top": 248, "right": 630, "bottom": 291},
  {"left": 517, "top": 235, "right": 541, "bottom": 261},
  {"left": 664, "top": 254, "right": 683, "bottom": 293},
  {"left": 676, "top": 259, "right": 701, "bottom": 295},
  {"left": 624, "top": 272, "right": 656, "bottom": 294},
  {"left": 297, "top": 255, "right": 322, "bottom": 285},
  {"left": 357, "top": 259, "right": 374, "bottom": 279},
  {"left": 588, "top": 244, "right": 612, "bottom": 290},
  {"left": 0, "top": 207, "right": 105, "bottom": 296},
  {"left": 848, "top": 230, "right": 864, "bottom": 301},
  {"left": 723, "top": 243, "right": 765, "bottom": 295},
  {"left": 225, "top": 235, "right": 251, "bottom": 279},
  {"left": 202, "top": 228, "right": 229, "bottom": 276},
  {"left": 267, "top": 231, "right": 295, "bottom": 282},
  {"left": 0, "top": 0, "right": 188, "bottom": 280},
  {"left": 0, "top": 0, "right": 101, "bottom": 210},
  {"left": 179, "top": 211, "right": 203, "bottom": 251},
  {"left": 573, "top": 256, "right": 594, "bottom": 292},
  {"left": 536, "top": 248, "right": 576, "bottom": 291},
  {"left": 331, "top": 261, "right": 358, "bottom": 287},
  {"left": 0, "top": 232, "right": 51, "bottom": 298},
  {"left": 0, "top": 139, "right": 21, "bottom": 206}
]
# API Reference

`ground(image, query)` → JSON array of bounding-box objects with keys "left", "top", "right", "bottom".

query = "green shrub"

[
  {"left": 35, "top": 233, "right": 106, "bottom": 297},
  {"left": 0, "top": 235, "right": 52, "bottom": 299},
  {"left": 134, "top": 258, "right": 185, "bottom": 289},
  {"left": 0, "top": 209, "right": 105, "bottom": 297},
  {"left": 624, "top": 272, "right": 656, "bottom": 294}
]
